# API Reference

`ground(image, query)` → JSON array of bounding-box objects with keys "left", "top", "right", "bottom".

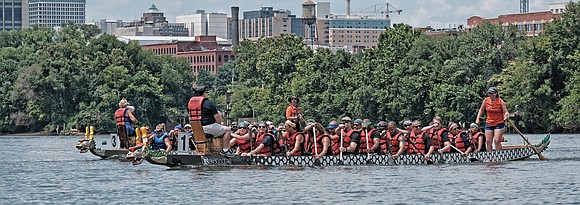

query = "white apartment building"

[
  {"left": 28, "top": 0, "right": 85, "bottom": 28},
  {"left": 176, "top": 10, "right": 228, "bottom": 39}
]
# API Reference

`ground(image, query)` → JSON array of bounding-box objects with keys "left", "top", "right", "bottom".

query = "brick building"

[
  {"left": 467, "top": 11, "right": 561, "bottom": 36},
  {"left": 126, "top": 35, "right": 234, "bottom": 75}
]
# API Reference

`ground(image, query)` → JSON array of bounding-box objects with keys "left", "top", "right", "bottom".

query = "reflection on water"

[{"left": 0, "top": 134, "right": 578, "bottom": 204}]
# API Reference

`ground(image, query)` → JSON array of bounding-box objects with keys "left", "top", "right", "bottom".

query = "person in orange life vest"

[
  {"left": 193, "top": 86, "right": 235, "bottom": 157},
  {"left": 115, "top": 99, "right": 139, "bottom": 141},
  {"left": 337, "top": 117, "right": 362, "bottom": 154},
  {"left": 448, "top": 122, "right": 473, "bottom": 156},
  {"left": 383, "top": 121, "right": 407, "bottom": 159},
  {"left": 421, "top": 116, "right": 452, "bottom": 154},
  {"left": 358, "top": 120, "right": 378, "bottom": 154},
  {"left": 242, "top": 122, "right": 275, "bottom": 156},
  {"left": 468, "top": 123, "right": 486, "bottom": 152},
  {"left": 476, "top": 87, "right": 509, "bottom": 151},
  {"left": 284, "top": 120, "right": 304, "bottom": 156},
  {"left": 286, "top": 96, "right": 302, "bottom": 122},
  {"left": 228, "top": 122, "right": 251, "bottom": 155},
  {"left": 303, "top": 121, "right": 331, "bottom": 158},
  {"left": 408, "top": 120, "right": 436, "bottom": 160}
]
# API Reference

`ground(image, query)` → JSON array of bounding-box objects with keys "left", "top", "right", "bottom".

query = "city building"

[
  {"left": 235, "top": 6, "right": 304, "bottom": 40},
  {"left": 115, "top": 4, "right": 188, "bottom": 37},
  {"left": 28, "top": 0, "right": 86, "bottom": 28},
  {"left": 467, "top": 11, "right": 560, "bottom": 36},
  {"left": 119, "top": 35, "right": 234, "bottom": 75},
  {"left": 315, "top": 14, "right": 390, "bottom": 51},
  {"left": 176, "top": 10, "right": 228, "bottom": 39},
  {"left": 466, "top": 2, "right": 573, "bottom": 36},
  {"left": 94, "top": 19, "right": 123, "bottom": 35},
  {"left": 0, "top": 0, "right": 26, "bottom": 30}
]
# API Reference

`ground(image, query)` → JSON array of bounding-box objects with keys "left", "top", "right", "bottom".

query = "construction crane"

[{"left": 356, "top": 2, "right": 402, "bottom": 19}]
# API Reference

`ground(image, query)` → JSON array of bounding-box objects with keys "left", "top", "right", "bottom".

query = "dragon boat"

[
  {"left": 75, "top": 126, "right": 131, "bottom": 160},
  {"left": 140, "top": 131, "right": 550, "bottom": 167}
]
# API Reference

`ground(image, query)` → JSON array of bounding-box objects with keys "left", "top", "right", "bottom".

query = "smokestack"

[
  {"left": 231, "top": 6, "right": 240, "bottom": 46},
  {"left": 346, "top": 0, "right": 351, "bottom": 16}
]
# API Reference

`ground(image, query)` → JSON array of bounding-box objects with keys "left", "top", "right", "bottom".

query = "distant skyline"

[{"left": 86, "top": 0, "right": 571, "bottom": 28}]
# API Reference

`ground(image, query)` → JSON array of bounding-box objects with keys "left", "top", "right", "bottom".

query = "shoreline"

[{"left": 2, "top": 132, "right": 87, "bottom": 136}]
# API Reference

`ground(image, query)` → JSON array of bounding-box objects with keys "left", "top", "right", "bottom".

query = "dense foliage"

[
  {"left": 2, "top": 3, "right": 580, "bottom": 134},
  {"left": 0, "top": 24, "right": 194, "bottom": 133},
  {"left": 199, "top": 3, "right": 580, "bottom": 132}
]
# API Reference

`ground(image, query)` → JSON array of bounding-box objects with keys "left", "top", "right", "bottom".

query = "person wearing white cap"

[
  {"left": 335, "top": 116, "right": 361, "bottom": 154},
  {"left": 476, "top": 86, "right": 510, "bottom": 151},
  {"left": 114, "top": 99, "right": 139, "bottom": 149}
]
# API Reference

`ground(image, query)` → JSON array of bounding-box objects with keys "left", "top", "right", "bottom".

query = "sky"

[{"left": 86, "top": 0, "right": 571, "bottom": 28}]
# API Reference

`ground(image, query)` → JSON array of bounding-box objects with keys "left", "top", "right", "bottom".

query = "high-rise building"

[
  {"left": 94, "top": 19, "right": 123, "bottom": 35},
  {"left": 176, "top": 10, "right": 228, "bottom": 38},
  {"left": 28, "top": 0, "right": 86, "bottom": 28},
  {"left": 0, "top": 0, "right": 25, "bottom": 30},
  {"left": 236, "top": 7, "right": 304, "bottom": 40}
]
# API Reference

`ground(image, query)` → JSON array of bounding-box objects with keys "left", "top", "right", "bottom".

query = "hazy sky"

[{"left": 86, "top": 0, "right": 570, "bottom": 27}]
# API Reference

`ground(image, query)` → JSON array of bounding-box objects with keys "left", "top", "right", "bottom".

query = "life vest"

[
  {"left": 386, "top": 130, "right": 403, "bottom": 155},
  {"left": 286, "top": 104, "right": 301, "bottom": 119},
  {"left": 426, "top": 128, "right": 446, "bottom": 150},
  {"left": 484, "top": 97, "right": 505, "bottom": 126},
  {"left": 311, "top": 134, "right": 329, "bottom": 155},
  {"left": 114, "top": 108, "right": 130, "bottom": 125},
  {"left": 450, "top": 133, "right": 468, "bottom": 152},
  {"left": 358, "top": 129, "right": 375, "bottom": 154},
  {"left": 254, "top": 133, "right": 273, "bottom": 156},
  {"left": 153, "top": 133, "right": 168, "bottom": 150},
  {"left": 187, "top": 97, "right": 205, "bottom": 121},
  {"left": 285, "top": 132, "right": 303, "bottom": 156},
  {"left": 469, "top": 132, "right": 484, "bottom": 150},
  {"left": 407, "top": 131, "right": 426, "bottom": 154},
  {"left": 237, "top": 138, "right": 253, "bottom": 154},
  {"left": 331, "top": 129, "right": 357, "bottom": 155}
]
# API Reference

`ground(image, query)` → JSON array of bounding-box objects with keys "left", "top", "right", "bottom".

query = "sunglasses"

[
  {"left": 414, "top": 126, "right": 421, "bottom": 128},
  {"left": 239, "top": 127, "right": 247, "bottom": 130},
  {"left": 258, "top": 126, "right": 266, "bottom": 128},
  {"left": 404, "top": 124, "right": 411, "bottom": 127},
  {"left": 451, "top": 127, "right": 459, "bottom": 131},
  {"left": 353, "top": 124, "right": 361, "bottom": 126},
  {"left": 184, "top": 127, "right": 191, "bottom": 129}
]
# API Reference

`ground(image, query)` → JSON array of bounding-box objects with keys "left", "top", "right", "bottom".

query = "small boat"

[
  {"left": 76, "top": 132, "right": 130, "bottom": 160},
  {"left": 143, "top": 134, "right": 551, "bottom": 167}
]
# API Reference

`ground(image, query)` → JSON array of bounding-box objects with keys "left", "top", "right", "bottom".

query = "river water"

[{"left": 0, "top": 134, "right": 578, "bottom": 204}]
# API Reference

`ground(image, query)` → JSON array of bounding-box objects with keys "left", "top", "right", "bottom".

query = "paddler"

[
  {"left": 244, "top": 122, "right": 276, "bottom": 156},
  {"left": 336, "top": 117, "right": 361, "bottom": 154},
  {"left": 304, "top": 121, "right": 331, "bottom": 158},
  {"left": 114, "top": 99, "right": 139, "bottom": 149},
  {"left": 283, "top": 120, "right": 305, "bottom": 156},
  {"left": 467, "top": 123, "right": 486, "bottom": 152},
  {"left": 421, "top": 116, "right": 452, "bottom": 154},
  {"left": 448, "top": 122, "right": 472, "bottom": 155}
]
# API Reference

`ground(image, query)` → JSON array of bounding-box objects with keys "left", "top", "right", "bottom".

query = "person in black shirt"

[{"left": 195, "top": 86, "right": 234, "bottom": 157}]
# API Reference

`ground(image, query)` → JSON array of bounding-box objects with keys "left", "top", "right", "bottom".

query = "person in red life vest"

[
  {"left": 383, "top": 121, "right": 407, "bottom": 159},
  {"left": 337, "top": 117, "right": 362, "bottom": 154},
  {"left": 284, "top": 120, "right": 304, "bottom": 156},
  {"left": 114, "top": 99, "right": 139, "bottom": 149},
  {"left": 303, "top": 122, "right": 331, "bottom": 158},
  {"left": 421, "top": 116, "right": 452, "bottom": 154},
  {"left": 468, "top": 123, "right": 486, "bottom": 152},
  {"left": 190, "top": 86, "right": 235, "bottom": 157},
  {"left": 358, "top": 120, "right": 377, "bottom": 155},
  {"left": 476, "top": 87, "right": 510, "bottom": 151},
  {"left": 407, "top": 120, "right": 436, "bottom": 160},
  {"left": 243, "top": 122, "right": 276, "bottom": 156},
  {"left": 448, "top": 122, "right": 473, "bottom": 156},
  {"left": 326, "top": 121, "right": 341, "bottom": 155},
  {"left": 285, "top": 96, "right": 303, "bottom": 129},
  {"left": 228, "top": 122, "right": 251, "bottom": 155}
]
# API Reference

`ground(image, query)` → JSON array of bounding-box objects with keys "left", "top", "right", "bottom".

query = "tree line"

[
  {"left": 199, "top": 3, "right": 580, "bottom": 133},
  {"left": 1, "top": 3, "right": 580, "bottom": 134}
]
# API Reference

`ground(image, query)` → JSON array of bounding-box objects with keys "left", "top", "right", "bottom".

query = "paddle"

[
  {"left": 508, "top": 120, "right": 547, "bottom": 160},
  {"left": 339, "top": 129, "right": 344, "bottom": 165},
  {"left": 365, "top": 129, "right": 371, "bottom": 164},
  {"left": 450, "top": 144, "right": 479, "bottom": 162},
  {"left": 312, "top": 126, "right": 321, "bottom": 166},
  {"left": 405, "top": 134, "right": 434, "bottom": 164}
]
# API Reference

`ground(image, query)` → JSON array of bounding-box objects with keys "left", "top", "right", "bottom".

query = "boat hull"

[{"left": 145, "top": 135, "right": 551, "bottom": 167}]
